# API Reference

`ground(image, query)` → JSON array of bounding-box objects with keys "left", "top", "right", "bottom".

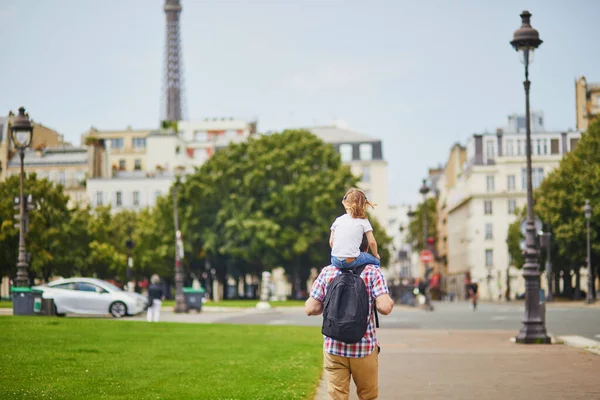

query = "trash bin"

[
  {"left": 11, "top": 287, "right": 43, "bottom": 316},
  {"left": 183, "top": 287, "right": 205, "bottom": 312},
  {"left": 41, "top": 298, "right": 56, "bottom": 316}
]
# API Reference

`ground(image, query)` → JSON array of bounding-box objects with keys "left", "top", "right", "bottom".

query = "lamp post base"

[
  {"left": 256, "top": 301, "right": 271, "bottom": 310},
  {"left": 515, "top": 323, "right": 551, "bottom": 344}
]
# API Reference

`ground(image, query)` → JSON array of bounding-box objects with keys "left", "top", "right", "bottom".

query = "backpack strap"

[{"left": 352, "top": 265, "right": 380, "bottom": 328}]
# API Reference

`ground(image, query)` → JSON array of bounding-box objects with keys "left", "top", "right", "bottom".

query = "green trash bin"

[
  {"left": 11, "top": 287, "right": 43, "bottom": 316},
  {"left": 183, "top": 287, "right": 205, "bottom": 312}
]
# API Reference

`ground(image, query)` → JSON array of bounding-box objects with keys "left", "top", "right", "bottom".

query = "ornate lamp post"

[
  {"left": 419, "top": 179, "right": 430, "bottom": 253},
  {"left": 10, "top": 107, "right": 34, "bottom": 287},
  {"left": 510, "top": 11, "right": 550, "bottom": 343},
  {"left": 584, "top": 200, "right": 594, "bottom": 304},
  {"left": 172, "top": 167, "right": 186, "bottom": 312}
]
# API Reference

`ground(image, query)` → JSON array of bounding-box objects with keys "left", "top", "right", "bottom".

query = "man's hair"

[{"left": 342, "top": 188, "right": 376, "bottom": 219}]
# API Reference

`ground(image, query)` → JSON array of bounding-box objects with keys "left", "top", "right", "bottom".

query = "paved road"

[{"left": 129, "top": 301, "right": 600, "bottom": 341}]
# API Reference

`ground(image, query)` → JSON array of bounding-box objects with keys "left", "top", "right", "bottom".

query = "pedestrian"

[
  {"left": 147, "top": 274, "right": 164, "bottom": 322},
  {"left": 306, "top": 235, "right": 394, "bottom": 400},
  {"left": 469, "top": 280, "right": 479, "bottom": 311},
  {"left": 329, "top": 188, "right": 381, "bottom": 269}
]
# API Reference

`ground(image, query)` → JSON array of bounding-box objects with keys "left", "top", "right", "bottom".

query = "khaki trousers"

[{"left": 324, "top": 348, "right": 378, "bottom": 400}]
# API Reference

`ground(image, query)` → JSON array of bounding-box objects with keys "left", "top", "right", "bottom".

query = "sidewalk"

[{"left": 314, "top": 329, "right": 600, "bottom": 400}]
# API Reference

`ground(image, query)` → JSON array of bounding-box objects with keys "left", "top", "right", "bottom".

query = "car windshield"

[{"left": 99, "top": 281, "right": 123, "bottom": 292}]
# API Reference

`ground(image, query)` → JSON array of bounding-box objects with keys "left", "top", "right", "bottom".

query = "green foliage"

[
  {"left": 0, "top": 318, "right": 323, "bottom": 400},
  {"left": 0, "top": 174, "right": 71, "bottom": 280},
  {"left": 179, "top": 129, "right": 389, "bottom": 292},
  {"left": 406, "top": 197, "right": 437, "bottom": 253},
  {"left": 535, "top": 119, "right": 600, "bottom": 268},
  {"left": 506, "top": 207, "right": 526, "bottom": 269}
]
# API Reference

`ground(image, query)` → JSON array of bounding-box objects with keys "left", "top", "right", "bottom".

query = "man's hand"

[{"left": 305, "top": 297, "right": 324, "bottom": 316}]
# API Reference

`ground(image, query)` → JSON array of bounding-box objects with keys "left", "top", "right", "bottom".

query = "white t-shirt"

[{"left": 330, "top": 214, "right": 373, "bottom": 258}]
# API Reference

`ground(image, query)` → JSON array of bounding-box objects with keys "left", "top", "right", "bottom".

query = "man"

[{"left": 305, "top": 236, "right": 394, "bottom": 400}]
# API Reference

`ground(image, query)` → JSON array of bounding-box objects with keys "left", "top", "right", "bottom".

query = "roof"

[
  {"left": 7, "top": 147, "right": 88, "bottom": 167},
  {"left": 306, "top": 125, "right": 378, "bottom": 143}
]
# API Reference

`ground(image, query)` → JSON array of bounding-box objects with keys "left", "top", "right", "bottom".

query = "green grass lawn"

[
  {"left": 0, "top": 317, "right": 323, "bottom": 400},
  {"left": 0, "top": 301, "right": 12, "bottom": 308},
  {"left": 161, "top": 299, "right": 306, "bottom": 308}
]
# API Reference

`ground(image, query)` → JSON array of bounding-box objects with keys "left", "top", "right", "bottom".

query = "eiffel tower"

[{"left": 163, "top": 0, "right": 184, "bottom": 122}]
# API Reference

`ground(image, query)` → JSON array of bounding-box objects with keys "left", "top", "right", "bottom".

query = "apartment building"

[
  {"left": 444, "top": 114, "right": 581, "bottom": 300},
  {"left": 575, "top": 76, "right": 600, "bottom": 131},
  {"left": 308, "top": 125, "right": 388, "bottom": 227},
  {"left": 1, "top": 115, "right": 106, "bottom": 205},
  {"left": 86, "top": 118, "right": 257, "bottom": 212}
]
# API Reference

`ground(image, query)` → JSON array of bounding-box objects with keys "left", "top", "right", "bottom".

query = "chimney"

[{"left": 496, "top": 128, "right": 504, "bottom": 157}]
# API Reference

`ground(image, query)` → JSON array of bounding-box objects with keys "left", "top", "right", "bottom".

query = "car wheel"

[
  {"left": 109, "top": 301, "right": 127, "bottom": 318},
  {"left": 54, "top": 304, "right": 66, "bottom": 317}
]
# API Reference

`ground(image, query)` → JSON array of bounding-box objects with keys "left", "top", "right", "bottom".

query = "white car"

[{"left": 33, "top": 278, "right": 148, "bottom": 318}]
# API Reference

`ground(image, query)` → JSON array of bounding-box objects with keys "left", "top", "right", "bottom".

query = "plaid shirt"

[{"left": 310, "top": 265, "right": 390, "bottom": 358}]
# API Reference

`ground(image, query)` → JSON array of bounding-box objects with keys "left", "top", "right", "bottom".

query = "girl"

[{"left": 329, "top": 188, "right": 381, "bottom": 269}]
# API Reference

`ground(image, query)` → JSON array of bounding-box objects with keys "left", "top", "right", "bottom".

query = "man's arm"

[
  {"left": 305, "top": 297, "right": 323, "bottom": 316},
  {"left": 375, "top": 293, "right": 394, "bottom": 315}
]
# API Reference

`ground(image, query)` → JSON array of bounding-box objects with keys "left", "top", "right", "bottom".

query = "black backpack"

[{"left": 322, "top": 265, "right": 379, "bottom": 344}]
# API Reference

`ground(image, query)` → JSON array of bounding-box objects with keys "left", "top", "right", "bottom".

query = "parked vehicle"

[{"left": 32, "top": 278, "right": 148, "bottom": 318}]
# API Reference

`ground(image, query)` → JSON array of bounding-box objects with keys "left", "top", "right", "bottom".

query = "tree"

[
  {"left": 533, "top": 120, "right": 600, "bottom": 298},
  {"left": 0, "top": 174, "right": 72, "bottom": 282},
  {"left": 180, "top": 129, "right": 387, "bottom": 296},
  {"left": 406, "top": 197, "right": 437, "bottom": 253}
]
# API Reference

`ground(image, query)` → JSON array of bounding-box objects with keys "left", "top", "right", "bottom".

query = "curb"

[{"left": 558, "top": 335, "right": 600, "bottom": 356}]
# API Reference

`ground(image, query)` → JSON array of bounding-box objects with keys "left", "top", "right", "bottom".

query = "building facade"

[
  {"left": 575, "top": 76, "right": 600, "bottom": 131},
  {"left": 1, "top": 114, "right": 107, "bottom": 206},
  {"left": 308, "top": 125, "right": 388, "bottom": 227},
  {"left": 444, "top": 116, "right": 581, "bottom": 301},
  {"left": 86, "top": 118, "right": 258, "bottom": 211}
]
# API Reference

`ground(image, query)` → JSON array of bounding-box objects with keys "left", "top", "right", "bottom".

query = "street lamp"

[
  {"left": 172, "top": 167, "right": 186, "bottom": 313},
  {"left": 510, "top": 11, "right": 550, "bottom": 343},
  {"left": 584, "top": 200, "right": 594, "bottom": 304},
  {"left": 419, "top": 179, "right": 430, "bottom": 253},
  {"left": 10, "top": 107, "right": 34, "bottom": 287}
]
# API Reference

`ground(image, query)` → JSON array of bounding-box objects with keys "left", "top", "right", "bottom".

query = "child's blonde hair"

[{"left": 342, "top": 188, "right": 376, "bottom": 219}]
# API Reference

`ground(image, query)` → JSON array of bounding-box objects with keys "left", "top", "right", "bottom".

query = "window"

[
  {"left": 570, "top": 138, "right": 579, "bottom": 151},
  {"left": 486, "top": 140, "right": 495, "bottom": 160},
  {"left": 533, "top": 167, "right": 544, "bottom": 189},
  {"left": 551, "top": 138, "right": 560, "bottom": 155},
  {"left": 96, "top": 191, "right": 103, "bottom": 206},
  {"left": 484, "top": 200, "right": 493, "bottom": 215},
  {"left": 53, "top": 282, "right": 76, "bottom": 290},
  {"left": 517, "top": 139, "right": 525, "bottom": 156},
  {"left": 76, "top": 170, "right": 86, "bottom": 184},
  {"left": 521, "top": 168, "right": 527, "bottom": 190},
  {"left": 486, "top": 176, "right": 495, "bottom": 192},
  {"left": 133, "top": 191, "right": 140, "bottom": 206},
  {"left": 508, "top": 199, "right": 517, "bottom": 214},
  {"left": 194, "top": 131, "right": 208, "bottom": 142},
  {"left": 59, "top": 171, "right": 66, "bottom": 185},
  {"left": 536, "top": 139, "right": 542, "bottom": 155},
  {"left": 339, "top": 144, "right": 353, "bottom": 162},
  {"left": 132, "top": 138, "right": 146, "bottom": 149},
  {"left": 507, "top": 175, "right": 516, "bottom": 191},
  {"left": 543, "top": 139, "right": 548, "bottom": 155},
  {"left": 116, "top": 191, "right": 122, "bottom": 207},
  {"left": 361, "top": 166, "right": 371, "bottom": 183},
  {"left": 134, "top": 159, "right": 142, "bottom": 171},
  {"left": 119, "top": 159, "right": 126, "bottom": 170},
  {"left": 485, "top": 223, "right": 493, "bottom": 240},
  {"left": 111, "top": 138, "right": 124, "bottom": 149},
  {"left": 485, "top": 249, "right": 494, "bottom": 267},
  {"left": 359, "top": 143, "right": 373, "bottom": 161},
  {"left": 505, "top": 139, "right": 514, "bottom": 156},
  {"left": 76, "top": 282, "right": 104, "bottom": 293}
]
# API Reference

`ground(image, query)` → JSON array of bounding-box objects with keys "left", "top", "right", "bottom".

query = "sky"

[{"left": 1, "top": 0, "right": 599, "bottom": 205}]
